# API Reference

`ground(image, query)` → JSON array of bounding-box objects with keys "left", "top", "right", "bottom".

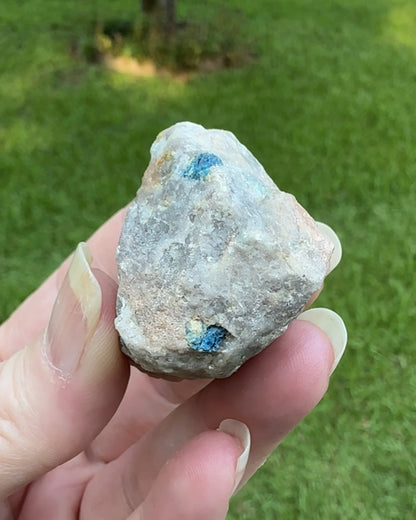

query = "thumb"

[{"left": 0, "top": 243, "right": 129, "bottom": 499}]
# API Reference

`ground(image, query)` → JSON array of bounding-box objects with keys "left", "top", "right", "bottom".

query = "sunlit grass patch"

[{"left": 382, "top": 2, "right": 416, "bottom": 50}]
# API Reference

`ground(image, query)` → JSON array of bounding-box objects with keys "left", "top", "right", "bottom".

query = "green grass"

[{"left": 1, "top": 0, "right": 415, "bottom": 518}]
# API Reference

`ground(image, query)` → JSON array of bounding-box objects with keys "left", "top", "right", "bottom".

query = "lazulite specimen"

[{"left": 115, "top": 122, "right": 333, "bottom": 379}]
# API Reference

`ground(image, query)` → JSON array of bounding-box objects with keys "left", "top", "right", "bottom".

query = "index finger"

[{"left": 0, "top": 206, "right": 128, "bottom": 358}]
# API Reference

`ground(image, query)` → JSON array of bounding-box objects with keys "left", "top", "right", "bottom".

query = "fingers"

[
  {"left": 298, "top": 308, "right": 347, "bottom": 375},
  {"left": 129, "top": 424, "right": 249, "bottom": 520},
  {"left": 87, "top": 368, "right": 211, "bottom": 462},
  {"left": 185, "top": 318, "right": 344, "bottom": 483},
  {"left": 1, "top": 214, "right": 340, "bottom": 359},
  {"left": 81, "top": 421, "right": 250, "bottom": 520},
  {"left": 81, "top": 315, "right": 346, "bottom": 515},
  {"left": 80, "top": 220, "right": 345, "bottom": 461},
  {"left": 0, "top": 244, "right": 129, "bottom": 499}
]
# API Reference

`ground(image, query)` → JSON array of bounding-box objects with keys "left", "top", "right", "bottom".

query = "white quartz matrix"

[{"left": 115, "top": 122, "right": 333, "bottom": 379}]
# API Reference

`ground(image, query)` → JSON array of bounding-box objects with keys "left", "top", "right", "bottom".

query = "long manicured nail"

[
  {"left": 298, "top": 308, "right": 347, "bottom": 374},
  {"left": 316, "top": 222, "right": 342, "bottom": 273},
  {"left": 45, "top": 243, "right": 102, "bottom": 379},
  {"left": 218, "top": 419, "right": 251, "bottom": 495}
]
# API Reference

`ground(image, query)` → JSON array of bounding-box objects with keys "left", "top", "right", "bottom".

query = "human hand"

[{"left": 0, "top": 208, "right": 346, "bottom": 519}]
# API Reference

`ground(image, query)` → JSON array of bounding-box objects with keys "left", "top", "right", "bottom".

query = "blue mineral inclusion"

[
  {"left": 183, "top": 153, "right": 223, "bottom": 180},
  {"left": 186, "top": 324, "right": 227, "bottom": 352}
]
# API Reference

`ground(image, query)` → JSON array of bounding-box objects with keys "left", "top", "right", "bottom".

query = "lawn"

[{"left": 1, "top": 0, "right": 415, "bottom": 518}]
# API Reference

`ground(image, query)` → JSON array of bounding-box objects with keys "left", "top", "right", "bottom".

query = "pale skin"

[{"left": 0, "top": 207, "right": 342, "bottom": 520}]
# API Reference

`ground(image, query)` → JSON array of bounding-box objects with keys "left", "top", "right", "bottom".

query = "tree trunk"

[
  {"left": 141, "top": 0, "right": 177, "bottom": 32},
  {"left": 141, "top": 0, "right": 158, "bottom": 13},
  {"left": 165, "top": 0, "right": 176, "bottom": 29}
]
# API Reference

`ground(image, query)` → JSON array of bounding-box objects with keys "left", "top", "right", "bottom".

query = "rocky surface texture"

[{"left": 115, "top": 122, "right": 333, "bottom": 379}]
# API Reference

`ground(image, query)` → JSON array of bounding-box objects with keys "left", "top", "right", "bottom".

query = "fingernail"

[
  {"left": 218, "top": 419, "right": 251, "bottom": 495},
  {"left": 45, "top": 243, "right": 102, "bottom": 379},
  {"left": 316, "top": 222, "right": 342, "bottom": 273},
  {"left": 298, "top": 308, "right": 347, "bottom": 374}
]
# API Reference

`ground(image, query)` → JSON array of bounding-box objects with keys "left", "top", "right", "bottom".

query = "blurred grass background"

[{"left": 1, "top": 0, "right": 415, "bottom": 518}]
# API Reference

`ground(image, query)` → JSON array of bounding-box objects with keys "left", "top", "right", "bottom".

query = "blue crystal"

[
  {"left": 186, "top": 324, "right": 227, "bottom": 352},
  {"left": 183, "top": 153, "right": 223, "bottom": 180}
]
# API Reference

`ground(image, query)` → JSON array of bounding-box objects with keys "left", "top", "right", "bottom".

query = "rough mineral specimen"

[{"left": 115, "top": 122, "right": 333, "bottom": 379}]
